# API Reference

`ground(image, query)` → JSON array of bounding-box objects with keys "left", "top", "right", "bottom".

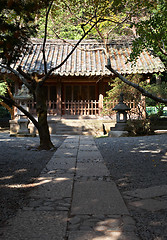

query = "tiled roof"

[{"left": 1, "top": 39, "right": 165, "bottom": 76}]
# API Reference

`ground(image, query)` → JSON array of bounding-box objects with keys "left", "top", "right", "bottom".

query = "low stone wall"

[
  {"left": 9, "top": 120, "right": 18, "bottom": 135},
  {"left": 10, "top": 118, "right": 116, "bottom": 136}
]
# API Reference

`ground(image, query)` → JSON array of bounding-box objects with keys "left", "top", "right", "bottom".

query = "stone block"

[
  {"left": 124, "top": 185, "right": 167, "bottom": 199},
  {"left": 59, "top": 143, "right": 78, "bottom": 149},
  {"left": 129, "top": 199, "right": 167, "bottom": 211},
  {"left": 79, "top": 144, "right": 99, "bottom": 151},
  {"left": 54, "top": 148, "right": 78, "bottom": 158},
  {"left": 46, "top": 157, "right": 76, "bottom": 171},
  {"left": 71, "top": 181, "right": 129, "bottom": 215},
  {"left": 9, "top": 119, "right": 18, "bottom": 135},
  {"left": 108, "top": 130, "right": 129, "bottom": 137},
  {"left": 77, "top": 150, "right": 103, "bottom": 162},
  {"left": 68, "top": 231, "right": 139, "bottom": 240},
  {"left": 76, "top": 162, "right": 109, "bottom": 177}
]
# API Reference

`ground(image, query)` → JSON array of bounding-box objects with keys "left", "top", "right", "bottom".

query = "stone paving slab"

[
  {"left": 79, "top": 136, "right": 94, "bottom": 139},
  {"left": 64, "top": 138, "right": 80, "bottom": 144},
  {"left": 30, "top": 175, "right": 73, "bottom": 199},
  {"left": 2, "top": 211, "right": 68, "bottom": 240},
  {"left": 79, "top": 137, "right": 95, "bottom": 145},
  {"left": 76, "top": 162, "right": 109, "bottom": 177},
  {"left": 129, "top": 199, "right": 167, "bottom": 211},
  {"left": 68, "top": 231, "right": 139, "bottom": 240},
  {"left": 79, "top": 144, "right": 99, "bottom": 151},
  {"left": 77, "top": 151, "right": 103, "bottom": 162},
  {"left": 124, "top": 185, "right": 167, "bottom": 199},
  {"left": 46, "top": 157, "right": 76, "bottom": 170},
  {"left": 42, "top": 169, "right": 76, "bottom": 177},
  {"left": 71, "top": 181, "right": 129, "bottom": 215},
  {"left": 59, "top": 143, "right": 79, "bottom": 149},
  {"left": 54, "top": 148, "right": 78, "bottom": 158},
  {"left": 79, "top": 140, "right": 96, "bottom": 145}
]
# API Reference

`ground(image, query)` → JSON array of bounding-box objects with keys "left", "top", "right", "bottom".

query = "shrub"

[
  {"left": 0, "top": 106, "right": 10, "bottom": 118},
  {"left": 126, "top": 119, "right": 154, "bottom": 136}
]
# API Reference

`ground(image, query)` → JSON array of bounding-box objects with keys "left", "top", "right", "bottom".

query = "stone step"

[
  {"left": 55, "top": 127, "right": 92, "bottom": 135},
  {"left": 25, "top": 119, "right": 116, "bottom": 136},
  {"left": 55, "top": 131, "right": 91, "bottom": 136}
]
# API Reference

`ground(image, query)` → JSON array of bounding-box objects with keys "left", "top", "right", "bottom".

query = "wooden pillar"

[
  {"left": 141, "top": 95, "right": 146, "bottom": 119},
  {"left": 99, "top": 94, "right": 103, "bottom": 114},
  {"left": 57, "top": 81, "right": 62, "bottom": 115},
  {"left": 98, "top": 80, "right": 104, "bottom": 115}
]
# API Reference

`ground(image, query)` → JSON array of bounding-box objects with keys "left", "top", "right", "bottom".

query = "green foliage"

[
  {"left": 104, "top": 74, "right": 143, "bottom": 101},
  {"left": 146, "top": 82, "right": 167, "bottom": 101},
  {"left": 130, "top": 0, "right": 167, "bottom": 65},
  {"left": 83, "top": 0, "right": 158, "bottom": 41},
  {"left": 0, "top": 81, "right": 7, "bottom": 96},
  {"left": 145, "top": 82, "right": 167, "bottom": 116},
  {"left": 0, "top": 0, "right": 49, "bottom": 65},
  {"left": 71, "top": 0, "right": 132, "bottom": 40},
  {"left": 103, "top": 74, "right": 146, "bottom": 117},
  {"left": 37, "top": 1, "right": 83, "bottom": 39},
  {"left": 36, "top": 0, "right": 140, "bottom": 41}
]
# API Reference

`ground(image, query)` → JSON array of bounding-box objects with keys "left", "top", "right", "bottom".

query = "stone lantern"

[
  {"left": 10, "top": 84, "right": 33, "bottom": 136},
  {"left": 109, "top": 93, "right": 130, "bottom": 137}
]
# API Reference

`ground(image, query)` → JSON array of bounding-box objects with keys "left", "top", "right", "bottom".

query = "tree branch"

[
  {"left": 49, "top": 25, "right": 107, "bottom": 54},
  {"left": 158, "top": 43, "right": 167, "bottom": 57},
  {"left": 94, "top": 24, "right": 106, "bottom": 43},
  {"left": 0, "top": 64, "right": 32, "bottom": 90},
  {"left": 106, "top": 58, "right": 167, "bottom": 104},
  {"left": 17, "top": 66, "right": 32, "bottom": 82},
  {"left": 0, "top": 95, "right": 40, "bottom": 130},
  {"left": 43, "top": 1, "right": 53, "bottom": 75},
  {"left": 41, "top": 18, "right": 101, "bottom": 83},
  {"left": 62, "top": 0, "right": 81, "bottom": 21}
]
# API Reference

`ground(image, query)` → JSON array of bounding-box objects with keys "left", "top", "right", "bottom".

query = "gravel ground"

[
  {"left": 0, "top": 132, "right": 65, "bottom": 227},
  {"left": 1, "top": 132, "right": 167, "bottom": 239},
  {"left": 95, "top": 134, "right": 167, "bottom": 240}
]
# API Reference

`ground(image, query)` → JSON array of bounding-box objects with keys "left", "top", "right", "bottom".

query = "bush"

[
  {"left": 0, "top": 106, "right": 10, "bottom": 118},
  {"left": 148, "top": 114, "right": 167, "bottom": 130},
  {"left": 126, "top": 119, "right": 154, "bottom": 136}
]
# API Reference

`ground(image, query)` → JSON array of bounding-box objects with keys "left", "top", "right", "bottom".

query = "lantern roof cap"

[
  {"left": 112, "top": 93, "right": 130, "bottom": 111},
  {"left": 14, "top": 84, "right": 32, "bottom": 100}
]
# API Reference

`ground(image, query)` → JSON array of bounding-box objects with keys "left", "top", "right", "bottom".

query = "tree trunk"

[
  {"left": 38, "top": 119, "right": 54, "bottom": 150},
  {"left": 35, "top": 84, "right": 54, "bottom": 150}
]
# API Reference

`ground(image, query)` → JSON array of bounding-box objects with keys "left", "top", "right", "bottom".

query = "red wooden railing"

[
  {"left": 62, "top": 100, "right": 99, "bottom": 115},
  {"left": 28, "top": 100, "right": 100, "bottom": 116},
  {"left": 28, "top": 100, "right": 58, "bottom": 115},
  {"left": 27, "top": 99, "right": 143, "bottom": 117}
]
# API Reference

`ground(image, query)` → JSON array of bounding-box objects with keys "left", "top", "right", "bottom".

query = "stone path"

[
  {"left": 123, "top": 185, "right": 167, "bottom": 212},
  {"left": 1, "top": 136, "right": 139, "bottom": 240}
]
